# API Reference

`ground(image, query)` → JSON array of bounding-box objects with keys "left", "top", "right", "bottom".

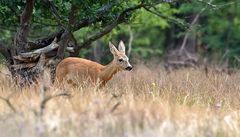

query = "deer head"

[{"left": 109, "top": 41, "right": 132, "bottom": 71}]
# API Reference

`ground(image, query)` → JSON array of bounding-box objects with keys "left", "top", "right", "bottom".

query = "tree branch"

[
  {"left": 31, "top": 53, "right": 46, "bottom": 73},
  {"left": 196, "top": 0, "right": 217, "bottom": 9},
  {"left": 21, "top": 1, "right": 121, "bottom": 52},
  {"left": 42, "top": 0, "right": 66, "bottom": 28},
  {"left": 143, "top": 6, "right": 190, "bottom": 29},
  {"left": 14, "top": 38, "right": 58, "bottom": 60},
  {"left": 78, "top": 20, "right": 119, "bottom": 50},
  {"left": 72, "top": 1, "right": 121, "bottom": 31},
  {"left": 27, "top": 29, "right": 64, "bottom": 50},
  {"left": 15, "top": 0, "right": 35, "bottom": 48},
  {"left": 68, "top": 4, "right": 78, "bottom": 29},
  {"left": 56, "top": 31, "right": 70, "bottom": 59},
  {"left": 71, "top": 3, "right": 145, "bottom": 55}
]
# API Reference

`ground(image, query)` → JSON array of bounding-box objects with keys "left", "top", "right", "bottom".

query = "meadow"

[{"left": 0, "top": 64, "right": 239, "bottom": 137}]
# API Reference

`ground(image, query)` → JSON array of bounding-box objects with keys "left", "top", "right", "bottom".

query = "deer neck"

[{"left": 99, "top": 61, "right": 121, "bottom": 83}]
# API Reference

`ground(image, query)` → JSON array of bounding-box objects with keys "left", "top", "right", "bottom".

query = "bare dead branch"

[
  {"left": 11, "top": 54, "right": 55, "bottom": 71},
  {"left": 13, "top": 55, "right": 39, "bottom": 62},
  {"left": 66, "top": 47, "right": 74, "bottom": 53},
  {"left": 31, "top": 53, "right": 46, "bottom": 73},
  {"left": 27, "top": 29, "right": 64, "bottom": 50},
  {"left": 11, "top": 63, "right": 36, "bottom": 70},
  {"left": 16, "top": 38, "right": 58, "bottom": 59}
]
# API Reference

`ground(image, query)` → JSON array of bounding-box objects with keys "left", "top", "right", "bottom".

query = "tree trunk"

[
  {"left": 10, "top": 0, "right": 38, "bottom": 86},
  {"left": 2, "top": 1, "right": 70, "bottom": 86}
]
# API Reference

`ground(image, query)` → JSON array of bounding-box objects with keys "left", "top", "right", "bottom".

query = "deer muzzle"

[{"left": 125, "top": 66, "right": 132, "bottom": 71}]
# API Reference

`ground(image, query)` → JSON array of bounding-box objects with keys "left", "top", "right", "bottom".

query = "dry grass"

[{"left": 0, "top": 64, "right": 239, "bottom": 137}]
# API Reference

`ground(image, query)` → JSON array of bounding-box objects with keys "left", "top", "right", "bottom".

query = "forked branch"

[
  {"left": 0, "top": 93, "right": 17, "bottom": 113},
  {"left": 39, "top": 93, "right": 71, "bottom": 115}
]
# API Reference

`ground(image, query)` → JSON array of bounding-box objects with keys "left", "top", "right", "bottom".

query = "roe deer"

[{"left": 55, "top": 41, "right": 132, "bottom": 87}]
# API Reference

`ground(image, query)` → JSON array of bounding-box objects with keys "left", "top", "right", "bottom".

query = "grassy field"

[{"left": 0, "top": 64, "right": 239, "bottom": 137}]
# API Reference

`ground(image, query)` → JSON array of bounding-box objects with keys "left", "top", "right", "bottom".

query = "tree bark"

[{"left": 9, "top": 0, "right": 37, "bottom": 86}]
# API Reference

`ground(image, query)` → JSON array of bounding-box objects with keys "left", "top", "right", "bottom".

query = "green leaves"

[{"left": 0, "top": 0, "right": 239, "bottom": 66}]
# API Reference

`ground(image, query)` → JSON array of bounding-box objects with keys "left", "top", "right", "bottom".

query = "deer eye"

[{"left": 118, "top": 59, "right": 123, "bottom": 62}]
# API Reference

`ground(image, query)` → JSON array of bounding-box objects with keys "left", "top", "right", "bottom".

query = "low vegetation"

[{"left": 0, "top": 64, "right": 239, "bottom": 137}]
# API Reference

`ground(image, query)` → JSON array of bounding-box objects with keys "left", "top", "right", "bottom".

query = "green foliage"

[
  {"left": 200, "top": 2, "right": 240, "bottom": 65},
  {"left": 0, "top": 0, "right": 239, "bottom": 66}
]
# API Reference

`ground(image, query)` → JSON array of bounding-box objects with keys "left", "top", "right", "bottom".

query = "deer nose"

[{"left": 125, "top": 66, "right": 132, "bottom": 71}]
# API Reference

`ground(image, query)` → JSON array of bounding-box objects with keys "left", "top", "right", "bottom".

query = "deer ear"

[
  {"left": 109, "top": 42, "right": 118, "bottom": 55},
  {"left": 118, "top": 40, "right": 125, "bottom": 54}
]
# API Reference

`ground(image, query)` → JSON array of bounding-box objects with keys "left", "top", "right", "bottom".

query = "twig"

[
  {"left": 196, "top": 0, "right": 217, "bottom": 9},
  {"left": 143, "top": 6, "right": 190, "bottom": 29},
  {"left": 110, "top": 102, "right": 121, "bottom": 113},
  {"left": 0, "top": 93, "right": 17, "bottom": 113},
  {"left": 39, "top": 93, "right": 71, "bottom": 115}
]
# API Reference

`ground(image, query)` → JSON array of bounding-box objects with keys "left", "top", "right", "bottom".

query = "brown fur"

[{"left": 56, "top": 57, "right": 123, "bottom": 86}]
